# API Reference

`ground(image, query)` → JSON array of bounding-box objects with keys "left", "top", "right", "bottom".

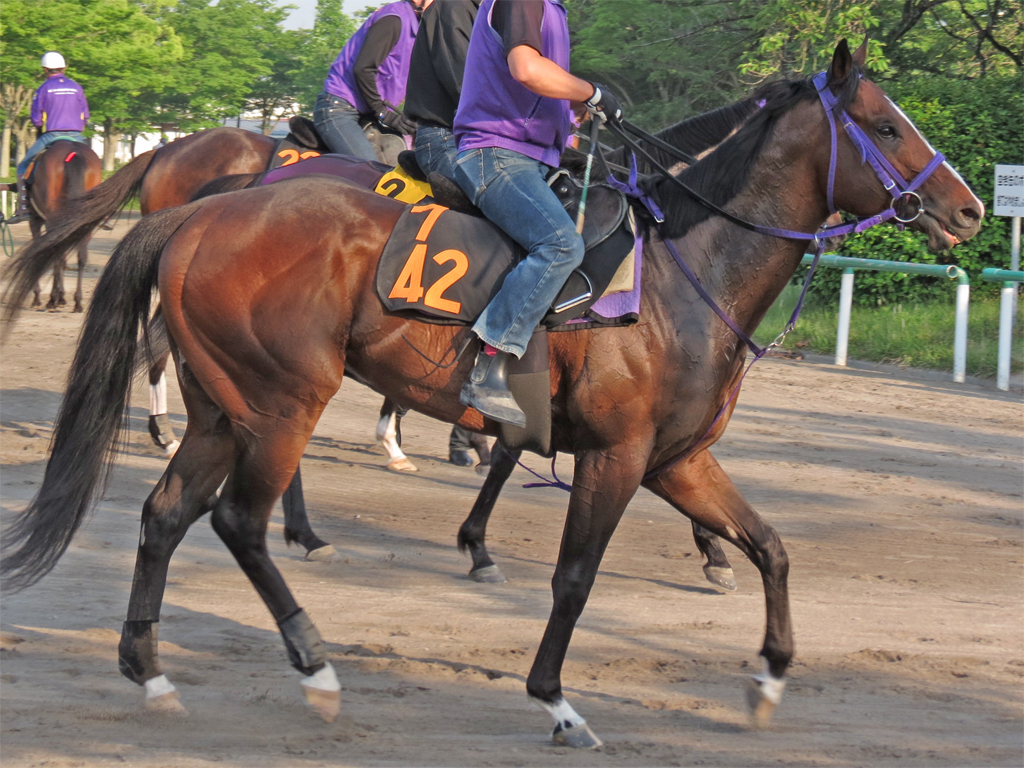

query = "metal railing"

[
  {"left": 801, "top": 254, "right": 970, "bottom": 382},
  {"left": 980, "top": 268, "right": 1023, "bottom": 391}
]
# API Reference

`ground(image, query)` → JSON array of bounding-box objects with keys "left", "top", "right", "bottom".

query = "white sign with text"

[{"left": 994, "top": 164, "right": 1024, "bottom": 217}]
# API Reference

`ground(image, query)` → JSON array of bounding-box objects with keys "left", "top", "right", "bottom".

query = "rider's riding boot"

[
  {"left": 6, "top": 180, "right": 30, "bottom": 224},
  {"left": 459, "top": 345, "right": 527, "bottom": 428}
]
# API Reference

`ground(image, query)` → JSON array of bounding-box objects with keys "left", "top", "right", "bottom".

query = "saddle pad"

[
  {"left": 375, "top": 203, "right": 636, "bottom": 327},
  {"left": 262, "top": 153, "right": 395, "bottom": 190},
  {"left": 374, "top": 164, "right": 433, "bottom": 204},
  {"left": 268, "top": 135, "right": 322, "bottom": 171}
]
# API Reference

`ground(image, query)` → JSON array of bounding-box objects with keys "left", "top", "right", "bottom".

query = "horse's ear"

[
  {"left": 827, "top": 39, "right": 853, "bottom": 85},
  {"left": 852, "top": 39, "right": 868, "bottom": 69}
]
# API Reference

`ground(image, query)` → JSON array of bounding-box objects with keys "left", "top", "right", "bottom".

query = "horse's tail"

[
  {"left": 190, "top": 172, "right": 262, "bottom": 201},
  {"left": 1, "top": 149, "right": 157, "bottom": 324},
  {"left": 0, "top": 201, "right": 203, "bottom": 592}
]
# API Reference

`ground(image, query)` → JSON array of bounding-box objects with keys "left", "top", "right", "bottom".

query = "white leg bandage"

[
  {"left": 149, "top": 372, "right": 168, "bottom": 416},
  {"left": 531, "top": 696, "right": 586, "bottom": 731},
  {"left": 752, "top": 657, "right": 786, "bottom": 705},
  {"left": 144, "top": 674, "right": 177, "bottom": 700}
]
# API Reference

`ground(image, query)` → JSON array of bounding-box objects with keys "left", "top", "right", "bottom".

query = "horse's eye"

[{"left": 878, "top": 124, "right": 897, "bottom": 139}]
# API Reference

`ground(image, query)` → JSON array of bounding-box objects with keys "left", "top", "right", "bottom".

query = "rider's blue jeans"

[
  {"left": 454, "top": 146, "right": 585, "bottom": 358},
  {"left": 414, "top": 126, "right": 457, "bottom": 179},
  {"left": 17, "top": 131, "right": 86, "bottom": 178},
  {"left": 313, "top": 91, "right": 377, "bottom": 162}
]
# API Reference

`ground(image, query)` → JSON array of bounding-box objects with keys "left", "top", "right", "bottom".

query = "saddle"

[
  {"left": 376, "top": 152, "right": 634, "bottom": 328},
  {"left": 267, "top": 116, "right": 330, "bottom": 171}
]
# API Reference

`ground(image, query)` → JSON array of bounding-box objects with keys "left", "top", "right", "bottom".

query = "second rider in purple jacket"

[
  {"left": 452, "top": 0, "right": 623, "bottom": 427},
  {"left": 315, "top": 0, "right": 429, "bottom": 161}
]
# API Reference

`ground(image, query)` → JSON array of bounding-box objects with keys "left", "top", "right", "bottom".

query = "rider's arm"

[
  {"left": 80, "top": 88, "right": 90, "bottom": 123},
  {"left": 30, "top": 86, "right": 44, "bottom": 128},
  {"left": 352, "top": 15, "right": 403, "bottom": 114},
  {"left": 492, "top": 0, "right": 593, "bottom": 103}
]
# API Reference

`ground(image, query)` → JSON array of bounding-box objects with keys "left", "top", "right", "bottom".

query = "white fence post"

[
  {"left": 835, "top": 268, "right": 854, "bottom": 366},
  {"left": 953, "top": 282, "right": 970, "bottom": 384},
  {"left": 997, "top": 283, "right": 1014, "bottom": 391},
  {"left": 1, "top": 189, "right": 7, "bottom": 218}
]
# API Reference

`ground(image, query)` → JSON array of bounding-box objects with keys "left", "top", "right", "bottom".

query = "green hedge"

[{"left": 805, "top": 75, "right": 1023, "bottom": 307}]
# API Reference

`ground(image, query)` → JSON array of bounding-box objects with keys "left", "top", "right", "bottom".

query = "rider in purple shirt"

[
  {"left": 452, "top": 0, "right": 623, "bottom": 427},
  {"left": 313, "top": 0, "right": 429, "bottom": 161},
  {"left": 10, "top": 51, "right": 90, "bottom": 224}
]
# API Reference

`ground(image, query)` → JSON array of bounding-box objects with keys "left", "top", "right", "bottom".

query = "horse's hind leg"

[
  {"left": 281, "top": 465, "right": 336, "bottom": 561},
  {"left": 692, "top": 521, "right": 737, "bottom": 591},
  {"left": 148, "top": 359, "right": 180, "bottom": 457},
  {"left": 29, "top": 218, "right": 43, "bottom": 308},
  {"left": 73, "top": 235, "right": 89, "bottom": 312},
  {"left": 119, "top": 366, "right": 234, "bottom": 712},
  {"left": 49, "top": 257, "right": 67, "bottom": 310},
  {"left": 211, "top": 414, "right": 340, "bottom": 722},
  {"left": 376, "top": 398, "right": 416, "bottom": 472},
  {"left": 643, "top": 449, "right": 793, "bottom": 728},
  {"left": 457, "top": 440, "right": 520, "bottom": 583}
]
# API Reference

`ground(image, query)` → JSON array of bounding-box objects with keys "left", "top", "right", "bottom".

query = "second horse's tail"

[
  {"left": 2, "top": 149, "right": 158, "bottom": 324},
  {"left": 0, "top": 201, "right": 202, "bottom": 591}
]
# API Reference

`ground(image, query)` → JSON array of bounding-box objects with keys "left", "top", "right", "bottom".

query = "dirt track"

[{"left": 1, "top": 217, "right": 1022, "bottom": 767}]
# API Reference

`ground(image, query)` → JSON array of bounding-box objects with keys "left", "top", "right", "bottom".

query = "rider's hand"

[
  {"left": 378, "top": 110, "right": 418, "bottom": 136},
  {"left": 584, "top": 83, "right": 623, "bottom": 126}
]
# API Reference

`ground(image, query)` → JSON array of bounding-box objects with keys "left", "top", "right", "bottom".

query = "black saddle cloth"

[{"left": 375, "top": 162, "right": 632, "bottom": 327}]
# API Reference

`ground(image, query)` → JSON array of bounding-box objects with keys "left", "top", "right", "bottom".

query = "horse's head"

[{"left": 824, "top": 40, "right": 984, "bottom": 252}]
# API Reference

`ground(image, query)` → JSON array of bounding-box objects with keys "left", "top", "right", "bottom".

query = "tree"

[
  {"left": 0, "top": 0, "right": 42, "bottom": 177},
  {"left": 293, "top": 0, "right": 357, "bottom": 113},
  {"left": 245, "top": 29, "right": 306, "bottom": 133}
]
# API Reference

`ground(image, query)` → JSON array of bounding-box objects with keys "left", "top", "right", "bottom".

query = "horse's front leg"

[
  {"left": 644, "top": 449, "right": 793, "bottom": 728},
  {"left": 457, "top": 440, "right": 520, "bottom": 583},
  {"left": 526, "top": 446, "right": 647, "bottom": 748}
]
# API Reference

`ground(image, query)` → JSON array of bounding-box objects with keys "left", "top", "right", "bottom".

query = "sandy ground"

[{"left": 1, "top": 216, "right": 1022, "bottom": 768}]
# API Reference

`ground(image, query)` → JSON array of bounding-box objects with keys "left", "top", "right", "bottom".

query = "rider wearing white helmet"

[{"left": 9, "top": 52, "right": 90, "bottom": 224}]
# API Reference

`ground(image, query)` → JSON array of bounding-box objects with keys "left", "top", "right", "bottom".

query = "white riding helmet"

[{"left": 41, "top": 51, "right": 66, "bottom": 69}]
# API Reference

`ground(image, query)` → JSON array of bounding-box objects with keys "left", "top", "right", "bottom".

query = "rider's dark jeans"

[
  {"left": 414, "top": 126, "right": 457, "bottom": 180},
  {"left": 313, "top": 91, "right": 377, "bottom": 162},
  {"left": 454, "top": 147, "right": 585, "bottom": 358}
]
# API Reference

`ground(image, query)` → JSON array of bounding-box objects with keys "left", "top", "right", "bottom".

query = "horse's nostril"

[{"left": 960, "top": 206, "right": 982, "bottom": 223}]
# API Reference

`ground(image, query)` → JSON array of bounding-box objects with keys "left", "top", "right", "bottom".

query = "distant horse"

[
  {"left": 14, "top": 140, "right": 101, "bottom": 312},
  {"left": 1, "top": 42, "right": 983, "bottom": 745}
]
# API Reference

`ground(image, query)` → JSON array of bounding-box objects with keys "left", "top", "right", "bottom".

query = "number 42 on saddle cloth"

[{"left": 261, "top": 153, "right": 641, "bottom": 329}]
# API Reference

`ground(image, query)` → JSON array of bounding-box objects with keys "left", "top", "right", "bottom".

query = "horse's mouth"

[{"left": 915, "top": 212, "right": 965, "bottom": 253}]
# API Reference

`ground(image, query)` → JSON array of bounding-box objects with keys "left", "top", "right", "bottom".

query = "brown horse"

[
  {"left": 1, "top": 42, "right": 983, "bottom": 746},
  {"left": 16, "top": 140, "right": 102, "bottom": 311},
  {"left": 11, "top": 101, "right": 763, "bottom": 582}
]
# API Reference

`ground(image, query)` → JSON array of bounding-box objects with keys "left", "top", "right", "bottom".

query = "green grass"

[{"left": 753, "top": 284, "right": 1023, "bottom": 379}]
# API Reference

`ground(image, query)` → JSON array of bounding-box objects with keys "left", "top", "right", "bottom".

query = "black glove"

[
  {"left": 584, "top": 82, "right": 623, "bottom": 126},
  {"left": 378, "top": 109, "right": 418, "bottom": 136}
]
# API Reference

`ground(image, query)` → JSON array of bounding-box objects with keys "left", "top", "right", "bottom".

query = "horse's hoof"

[
  {"left": 703, "top": 565, "right": 737, "bottom": 591},
  {"left": 144, "top": 675, "right": 187, "bottom": 715},
  {"left": 386, "top": 457, "right": 417, "bottom": 472},
  {"left": 163, "top": 440, "right": 180, "bottom": 458},
  {"left": 552, "top": 722, "right": 602, "bottom": 749},
  {"left": 469, "top": 564, "right": 506, "bottom": 583},
  {"left": 74, "top": 305, "right": 83, "bottom": 313},
  {"left": 301, "top": 663, "right": 341, "bottom": 723},
  {"left": 745, "top": 674, "right": 783, "bottom": 730},
  {"left": 305, "top": 544, "right": 338, "bottom": 562}
]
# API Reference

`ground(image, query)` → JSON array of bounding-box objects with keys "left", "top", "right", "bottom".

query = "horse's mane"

[
  {"left": 650, "top": 69, "right": 861, "bottom": 239},
  {"left": 605, "top": 97, "right": 762, "bottom": 173}
]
